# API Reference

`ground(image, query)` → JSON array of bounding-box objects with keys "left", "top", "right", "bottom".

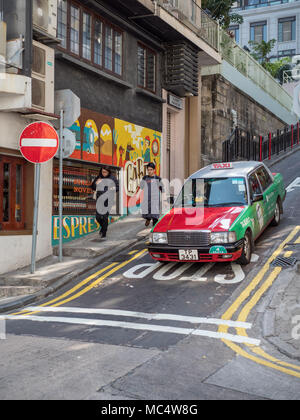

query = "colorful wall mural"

[
  {"left": 68, "top": 108, "right": 162, "bottom": 210},
  {"left": 69, "top": 108, "right": 161, "bottom": 171},
  {"left": 52, "top": 108, "right": 162, "bottom": 245}
]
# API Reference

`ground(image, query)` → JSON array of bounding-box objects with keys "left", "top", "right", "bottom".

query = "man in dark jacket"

[
  {"left": 91, "top": 166, "right": 119, "bottom": 239},
  {"left": 140, "top": 162, "right": 163, "bottom": 227}
]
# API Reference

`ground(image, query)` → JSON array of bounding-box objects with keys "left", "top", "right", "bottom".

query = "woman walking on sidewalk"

[
  {"left": 140, "top": 162, "right": 164, "bottom": 227},
  {"left": 92, "top": 166, "right": 119, "bottom": 239}
]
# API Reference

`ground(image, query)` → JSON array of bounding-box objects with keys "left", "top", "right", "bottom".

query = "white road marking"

[
  {"left": 286, "top": 177, "right": 300, "bottom": 193},
  {"left": 23, "top": 306, "right": 252, "bottom": 329},
  {"left": 21, "top": 138, "right": 58, "bottom": 147},
  {"left": 153, "top": 262, "right": 195, "bottom": 281},
  {"left": 214, "top": 263, "right": 245, "bottom": 285},
  {"left": 7, "top": 314, "right": 260, "bottom": 346},
  {"left": 180, "top": 263, "right": 215, "bottom": 282}
]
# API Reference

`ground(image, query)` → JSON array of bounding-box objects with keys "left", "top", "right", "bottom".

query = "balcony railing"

[
  {"left": 218, "top": 30, "right": 293, "bottom": 110},
  {"left": 155, "top": 0, "right": 220, "bottom": 51}
]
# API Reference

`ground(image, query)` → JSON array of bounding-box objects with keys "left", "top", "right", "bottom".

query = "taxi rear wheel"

[{"left": 238, "top": 231, "right": 252, "bottom": 265}]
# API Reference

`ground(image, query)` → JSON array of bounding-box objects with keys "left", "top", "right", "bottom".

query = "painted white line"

[
  {"left": 286, "top": 177, "right": 300, "bottom": 193},
  {"left": 21, "top": 138, "right": 58, "bottom": 148},
  {"left": 7, "top": 314, "right": 260, "bottom": 346},
  {"left": 22, "top": 306, "right": 252, "bottom": 329}
]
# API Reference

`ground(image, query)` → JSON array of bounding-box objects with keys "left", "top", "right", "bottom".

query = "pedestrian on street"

[
  {"left": 91, "top": 166, "right": 119, "bottom": 239},
  {"left": 140, "top": 162, "right": 164, "bottom": 227}
]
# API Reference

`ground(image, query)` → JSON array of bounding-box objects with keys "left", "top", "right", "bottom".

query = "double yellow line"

[
  {"left": 14, "top": 249, "right": 147, "bottom": 317},
  {"left": 219, "top": 226, "right": 300, "bottom": 378}
]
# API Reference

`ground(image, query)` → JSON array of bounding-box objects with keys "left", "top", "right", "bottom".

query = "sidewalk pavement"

[
  {"left": 0, "top": 214, "right": 150, "bottom": 313},
  {"left": 0, "top": 146, "right": 299, "bottom": 363}
]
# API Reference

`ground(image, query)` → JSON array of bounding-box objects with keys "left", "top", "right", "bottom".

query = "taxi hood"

[{"left": 154, "top": 207, "right": 245, "bottom": 232}]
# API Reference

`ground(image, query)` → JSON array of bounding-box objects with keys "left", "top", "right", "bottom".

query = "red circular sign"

[{"left": 19, "top": 121, "right": 59, "bottom": 164}]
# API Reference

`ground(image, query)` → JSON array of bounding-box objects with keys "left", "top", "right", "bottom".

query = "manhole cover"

[{"left": 271, "top": 256, "right": 298, "bottom": 268}]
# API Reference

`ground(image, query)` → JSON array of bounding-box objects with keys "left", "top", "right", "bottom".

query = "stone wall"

[{"left": 201, "top": 74, "right": 286, "bottom": 166}]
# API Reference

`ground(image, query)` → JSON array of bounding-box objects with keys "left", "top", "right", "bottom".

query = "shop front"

[{"left": 52, "top": 107, "right": 162, "bottom": 245}]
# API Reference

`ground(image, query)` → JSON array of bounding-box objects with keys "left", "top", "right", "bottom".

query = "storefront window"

[
  {"left": 0, "top": 155, "right": 25, "bottom": 231},
  {"left": 3, "top": 163, "right": 10, "bottom": 222},
  {"left": 53, "top": 162, "right": 120, "bottom": 216},
  {"left": 15, "top": 165, "right": 22, "bottom": 222}
]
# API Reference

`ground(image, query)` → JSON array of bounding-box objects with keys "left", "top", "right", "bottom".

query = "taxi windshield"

[{"left": 174, "top": 177, "right": 248, "bottom": 208}]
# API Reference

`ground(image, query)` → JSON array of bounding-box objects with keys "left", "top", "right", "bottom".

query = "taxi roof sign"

[{"left": 211, "top": 163, "right": 234, "bottom": 170}]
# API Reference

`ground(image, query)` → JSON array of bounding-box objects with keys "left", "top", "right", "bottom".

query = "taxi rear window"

[{"left": 175, "top": 178, "right": 247, "bottom": 208}]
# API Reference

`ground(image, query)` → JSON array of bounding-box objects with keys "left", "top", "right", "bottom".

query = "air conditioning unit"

[
  {"left": 33, "top": 0, "right": 57, "bottom": 38},
  {"left": 31, "top": 40, "right": 55, "bottom": 113}
]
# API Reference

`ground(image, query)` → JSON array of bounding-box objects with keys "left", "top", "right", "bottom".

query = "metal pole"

[
  {"left": 31, "top": 163, "right": 41, "bottom": 274},
  {"left": 59, "top": 109, "right": 64, "bottom": 262}
]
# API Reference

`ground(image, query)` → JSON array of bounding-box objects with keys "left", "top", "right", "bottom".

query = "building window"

[
  {"left": 250, "top": 21, "right": 267, "bottom": 43},
  {"left": 57, "top": 0, "right": 68, "bottom": 49},
  {"left": 70, "top": 4, "right": 80, "bottom": 55},
  {"left": 229, "top": 25, "right": 240, "bottom": 43},
  {"left": 278, "top": 49, "right": 296, "bottom": 59},
  {"left": 138, "top": 44, "right": 156, "bottom": 93},
  {"left": 278, "top": 17, "right": 296, "bottom": 42},
  {"left": 115, "top": 31, "right": 123, "bottom": 76},
  {"left": 57, "top": 0, "right": 123, "bottom": 77},
  {"left": 82, "top": 12, "right": 92, "bottom": 60},
  {"left": 0, "top": 155, "right": 26, "bottom": 231},
  {"left": 94, "top": 19, "right": 103, "bottom": 66},
  {"left": 105, "top": 26, "right": 113, "bottom": 71}
]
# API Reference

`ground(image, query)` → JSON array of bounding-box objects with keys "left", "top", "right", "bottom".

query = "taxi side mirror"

[{"left": 252, "top": 193, "right": 263, "bottom": 203}]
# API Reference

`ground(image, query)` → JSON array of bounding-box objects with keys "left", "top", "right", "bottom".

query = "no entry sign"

[{"left": 19, "top": 121, "right": 59, "bottom": 164}]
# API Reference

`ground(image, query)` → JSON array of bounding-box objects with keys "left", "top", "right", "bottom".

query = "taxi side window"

[
  {"left": 256, "top": 167, "right": 272, "bottom": 191},
  {"left": 249, "top": 173, "right": 262, "bottom": 197}
]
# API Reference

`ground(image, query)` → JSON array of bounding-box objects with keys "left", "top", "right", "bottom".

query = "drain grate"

[{"left": 271, "top": 256, "right": 298, "bottom": 268}]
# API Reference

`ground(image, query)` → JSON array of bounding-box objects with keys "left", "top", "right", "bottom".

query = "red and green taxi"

[{"left": 148, "top": 161, "right": 286, "bottom": 265}]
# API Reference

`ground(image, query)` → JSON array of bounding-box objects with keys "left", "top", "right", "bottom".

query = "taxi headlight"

[
  {"left": 210, "top": 232, "right": 237, "bottom": 244},
  {"left": 149, "top": 232, "right": 168, "bottom": 244}
]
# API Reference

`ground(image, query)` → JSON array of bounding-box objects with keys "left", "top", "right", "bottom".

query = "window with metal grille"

[{"left": 137, "top": 44, "right": 156, "bottom": 93}]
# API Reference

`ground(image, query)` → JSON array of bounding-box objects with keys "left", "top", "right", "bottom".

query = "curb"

[
  {"left": 265, "top": 144, "right": 300, "bottom": 168},
  {"left": 0, "top": 233, "right": 148, "bottom": 314}
]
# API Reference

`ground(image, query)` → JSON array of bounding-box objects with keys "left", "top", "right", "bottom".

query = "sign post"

[
  {"left": 54, "top": 89, "right": 81, "bottom": 262},
  {"left": 59, "top": 109, "right": 64, "bottom": 262},
  {"left": 19, "top": 121, "right": 59, "bottom": 273}
]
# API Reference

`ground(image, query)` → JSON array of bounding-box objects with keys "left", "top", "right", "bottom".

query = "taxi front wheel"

[{"left": 238, "top": 231, "right": 252, "bottom": 265}]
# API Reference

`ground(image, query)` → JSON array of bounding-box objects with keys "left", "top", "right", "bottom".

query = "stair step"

[{"left": 0, "top": 286, "right": 40, "bottom": 298}]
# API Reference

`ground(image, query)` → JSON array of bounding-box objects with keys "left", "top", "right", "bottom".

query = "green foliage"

[
  {"left": 248, "top": 39, "right": 276, "bottom": 64},
  {"left": 202, "top": 0, "right": 243, "bottom": 29},
  {"left": 248, "top": 39, "right": 292, "bottom": 81},
  {"left": 264, "top": 58, "right": 291, "bottom": 79}
]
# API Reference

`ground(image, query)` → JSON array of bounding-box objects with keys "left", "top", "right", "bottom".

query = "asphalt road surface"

[{"left": 1, "top": 151, "right": 300, "bottom": 401}]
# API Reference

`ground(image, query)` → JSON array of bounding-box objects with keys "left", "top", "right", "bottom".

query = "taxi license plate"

[{"left": 179, "top": 250, "right": 198, "bottom": 261}]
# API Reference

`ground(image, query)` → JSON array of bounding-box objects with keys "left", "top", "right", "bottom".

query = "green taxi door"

[
  {"left": 255, "top": 166, "right": 277, "bottom": 225},
  {"left": 248, "top": 171, "right": 265, "bottom": 238}
]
